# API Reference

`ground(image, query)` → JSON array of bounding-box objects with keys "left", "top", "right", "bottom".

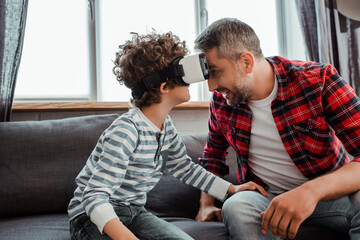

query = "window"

[
  {"left": 97, "top": 0, "right": 196, "bottom": 101},
  {"left": 207, "top": 0, "right": 279, "bottom": 57},
  {"left": 14, "top": 0, "right": 305, "bottom": 102},
  {"left": 15, "top": 0, "right": 90, "bottom": 100}
]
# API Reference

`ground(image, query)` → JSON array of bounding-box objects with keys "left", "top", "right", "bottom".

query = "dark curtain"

[
  {"left": 295, "top": 0, "right": 360, "bottom": 95},
  {"left": 0, "top": 0, "right": 28, "bottom": 122}
]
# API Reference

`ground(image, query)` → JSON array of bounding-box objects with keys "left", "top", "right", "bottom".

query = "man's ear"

[
  {"left": 238, "top": 51, "right": 255, "bottom": 73},
  {"left": 159, "top": 82, "right": 170, "bottom": 94}
]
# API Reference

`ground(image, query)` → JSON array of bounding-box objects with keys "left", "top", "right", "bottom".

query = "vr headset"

[{"left": 131, "top": 53, "right": 209, "bottom": 99}]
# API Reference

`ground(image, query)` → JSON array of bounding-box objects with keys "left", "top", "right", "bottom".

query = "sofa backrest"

[
  {"left": 145, "top": 134, "right": 238, "bottom": 219},
  {"left": 0, "top": 114, "right": 119, "bottom": 218},
  {"left": 0, "top": 113, "right": 238, "bottom": 220}
]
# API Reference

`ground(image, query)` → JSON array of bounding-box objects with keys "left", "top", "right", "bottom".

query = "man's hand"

[
  {"left": 260, "top": 185, "right": 318, "bottom": 239},
  {"left": 261, "top": 162, "right": 360, "bottom": 239}
]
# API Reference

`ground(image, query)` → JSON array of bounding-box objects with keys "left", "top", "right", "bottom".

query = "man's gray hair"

[{"left": 195, "top": 18, "right": 263, "bottom": 61}]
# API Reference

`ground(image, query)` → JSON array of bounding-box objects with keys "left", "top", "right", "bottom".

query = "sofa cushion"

[
  {"left": 0, "top": 214, "right": 229, "bottom": 240},
  {"left": 164, "top": 217, "right": 228, "bottom": 240},
  {"left": 0, "top": 114, "right": 119, "bottom": 218},
  {"left": 0, "top": 214, "right": 69, "bottom": 240}
]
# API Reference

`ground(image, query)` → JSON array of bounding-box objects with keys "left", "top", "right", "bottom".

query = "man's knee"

[
  {"left": 221, "top": 191, "right": 276, "bottom": 239},
  {"left": 222, "top": 191, "right": 268, "bottom": 221}
]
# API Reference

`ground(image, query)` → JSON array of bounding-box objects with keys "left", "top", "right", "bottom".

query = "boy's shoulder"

[
  {"left": 117, "top": 108, "right": 140, "bottom": 123},
  {"left": 106, "top": 108, "right": 176, "bottom": 135},
  {"left": 105, "top": 108, "right": 140, "bottom": 133}
]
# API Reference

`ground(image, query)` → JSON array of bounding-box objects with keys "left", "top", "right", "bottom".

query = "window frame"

[{"left": 14, "top": 0, "right": 303, "bottom": 104}]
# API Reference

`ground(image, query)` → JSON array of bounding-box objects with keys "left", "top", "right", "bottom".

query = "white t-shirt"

[{"left": 247, "top": 77, "right": 308, "bottom": 194}]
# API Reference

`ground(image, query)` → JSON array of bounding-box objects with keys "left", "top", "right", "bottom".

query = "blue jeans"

[
  {"left": 69, "top": 205, "right": 193, "bottom": 240},
  {"left": 222, "top": 190, "right": 360, "bottom": 240}
]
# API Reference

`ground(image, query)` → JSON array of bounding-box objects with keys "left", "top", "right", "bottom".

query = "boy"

[{"left": 68, "top": 31, "right": 267, "bottom": 240}]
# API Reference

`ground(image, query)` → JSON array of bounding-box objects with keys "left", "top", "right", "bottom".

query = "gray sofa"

[{"left": 0, "top": 113, "right": 349, "bottom": 240}]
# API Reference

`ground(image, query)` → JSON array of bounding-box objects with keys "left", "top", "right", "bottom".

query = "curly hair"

[{"left": 113, "top": 31, "right": 189, "bottom": 108}]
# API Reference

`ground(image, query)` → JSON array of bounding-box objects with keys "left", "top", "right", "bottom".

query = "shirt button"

[
  {"left": 248, "top": 114, "right": 252, "bottom": 119},
  {"left": 245, "top": 140, "right": 249, "bottom": 144}
]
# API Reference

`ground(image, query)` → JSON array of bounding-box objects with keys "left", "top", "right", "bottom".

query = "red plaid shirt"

[{"left": 199, "top": 56, "right": 360, "bottom": 185}]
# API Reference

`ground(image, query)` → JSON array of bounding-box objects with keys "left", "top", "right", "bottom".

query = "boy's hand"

[
  {"left": 104, "top": 218, "right": 139, "bottom": 240},
  {"left": 228, "top": 181, "right": 269, "bottom": 198},
  {"left": 196, "top": 204, "right": 223, "bottom": 222},
  {"left": 196, "top": 192, "right": 222, "bottom": 222}
]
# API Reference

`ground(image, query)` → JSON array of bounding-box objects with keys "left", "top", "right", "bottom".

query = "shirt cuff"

[
  {"left": 207, "top": 177, "right": 231, "bottom": 202},
  {"left": 90, "top": 203, "right": 118, "bottom": 233}
]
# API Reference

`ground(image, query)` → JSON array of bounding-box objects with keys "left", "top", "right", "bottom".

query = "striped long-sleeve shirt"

[{"left": 68, "top": 108, "right": 230, "bottom": 233}]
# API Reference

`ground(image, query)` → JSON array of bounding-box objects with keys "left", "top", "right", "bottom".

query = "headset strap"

[{"left": 131, "top": 58, "right": 185, "bottom": 99}]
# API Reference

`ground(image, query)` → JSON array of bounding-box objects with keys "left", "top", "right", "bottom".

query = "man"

[{"left": 194, "top": 17, "right": 360, "bottom": 240}]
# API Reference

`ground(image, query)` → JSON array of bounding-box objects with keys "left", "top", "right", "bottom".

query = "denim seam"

[{"left": 310, "top": 210, "right": 353, "bottom": 219}]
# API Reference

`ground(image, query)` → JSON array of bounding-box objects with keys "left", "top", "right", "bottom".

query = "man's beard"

[{"left": 226, "top": 79, "right": 252, "bottom": 106}]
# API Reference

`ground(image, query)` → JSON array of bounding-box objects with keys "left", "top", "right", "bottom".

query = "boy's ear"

[{"left": 159, "top": 82, "right": 170, "bottom": 94}]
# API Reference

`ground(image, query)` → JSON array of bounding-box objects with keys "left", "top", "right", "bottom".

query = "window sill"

[{"left": 12, "top": 101, "right": 209, "bottom": 112}]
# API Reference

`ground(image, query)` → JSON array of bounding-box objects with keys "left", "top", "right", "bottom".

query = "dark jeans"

[{"left": 70, "top": 205, "right": 193, "bottom": 240}]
